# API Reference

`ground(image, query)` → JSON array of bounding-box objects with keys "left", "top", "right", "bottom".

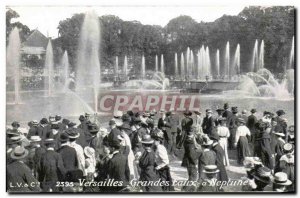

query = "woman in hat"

[
  {"left": 7, "top": 146, "right": 41, "bottom": 192},
  {"left": 235, "top": 118, "right": 251, "bottom": 165},
  {"left": 287, "top": 125, "right": 294, "bottom": 144},
  {"left": 84, "top": 146, "right": 96, "bottom": 181},
  {"left": 216, "top": 118, "right": 230, "bottom": 166},
  {"left": 228, "top": 106, "right": 239, "bottom": 149},
  {"left": 279, "top": 143, "right": 294, "bottom": 191},
  {"left": 153, "top": 129, "right": 174, "bottom": 191},
  {"left": 273, "top": 132, "right": 286, "bottom": 172},
  {"left": 138, "top": 134, "right": 162, "bottom": 192},
  {"left": 272, "top": 172, "right": 292, "bottom": 192},
  {"left": 198, "top": 137, "right": 216, "bottom": 181}
]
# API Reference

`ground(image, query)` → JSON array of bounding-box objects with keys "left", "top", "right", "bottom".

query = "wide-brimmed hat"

[
  {"left": 88, "top": 123, "right": 99, "bottom": 133},
  {"left": 216, "top": 108, "right": 224, "bottom": 112},
  {"left": 79, "top": 115, "right": 85, "bottom": 121},
  {"left": 6, "top": 128, "right": 20, "bottom": 136},
  {"left": 203, "top": 165, "right": 219, "bottom": 174},
  {"left": 59, "top": 132, "right": 69, "bottom": 142},
  {"left": 194, "top": 110, "right": 202, "bottom": 115},
  {"left": 49, "top": 116, "right": 56, "bottom": 122},
  {"left": 113, "top": 110, "right": 123, "bottom": 118},
  {"left": 68, "top": 122, "right": 77, "bottom": 128},
  {"left": 183, "top": 110, "right": 192, "bottom": 116},
  {"left": 66, "top": 129, "right": 80, "bottom": 139},
  {"left": 7, "top": 135, "right": 22, "bottom": 145},
  {"left": 29, "top": 136, "right": 41, "bottom": 142},
  {"left": 141, "top": 134, "right": 154, "bottom": 144},
  {"left": 31, "top": 120, "right": 39, "bottom": 126},
  {"left": 209, "top": 132, "right": 220, "bottom": 141},
  {"left": 159, "top": 109, "right": 165, "bottom": 113},
  {"left": 271, "top": 172, "right": 292, "bottom": 186},
  {"left": 276, "top": 110, "right": 285, "bottom": 116},
  {"left": 203, "top": 138, "right": 213, "bottom": 146},
  {"left": 237, "top": 117, "right": 246, "bottom": 124},
  {"left": 231, "top": 107, "right": 238, "bottom": 113},
  {"left": 206, "top": 109, "right": 213, "bottom": 113},
  {"left": 44, "top": 138, "right": 55, "bottom": 144},
  {"left": 84, "top": 146, "right": 95, "bottom": 158},
  {"left": 273, "top": 132, "right": 285, "bottom": 137},
  {"left": 85, "top": 113, "right": 91, "bottom": 117},
  {"left": 283, "top": 143, "right": 294, "bottom": 153},
  {"left": 11, "top": 121, "right": 20, "bottom": 128},
  {"left": 252, "top": 166, "right": 273, "bottom": 184},
  {"left": 152, "top": 128, "right": 164, "bottom": 141},
  {"left": 10, "top": 146, "right": 28, "bottom": 160},
  {"left": 250, "top": 109, "right": 257, "bottom": 113},
  {"left": 55, "top": 115, "right": 62, "bottom": 121}
]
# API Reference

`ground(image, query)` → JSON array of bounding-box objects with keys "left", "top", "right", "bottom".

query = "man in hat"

[
  {"left": 6, "top": 133, "right": 23, "bottom": 165},
  {"left": 202, "top": 109, "right": 215, "bottom": 136},
  {"left": 87, "top": 123, "right": 100, "bottom": 151},
  {"left": 55, "top": 115, "right": 64, "bottom": 133},
  {"left": 247, "top": 109, "right": 258, "bottom": 144},
  {"left": 272, "top": 172, "right": 292, "bottom": 192},
  {"left": 197, "top": 165, "right": 221, "bottom": 192},
  {"left": 210, "top": 132, "right": 228, "bottom": 183},
  {"left": 37, "top": 118, "right": 51, "bottom": 145},
  {"left": 279, "top": 143, "right": 294, "bottom": 191},
  {"left": 67, "top": 129, "right": 86, "bottom": 177},
  {"left": 107, "top": 119, "right": 123, "bottom": 148},
  {"left": 178, "top": 110, "right": 194, "bottom": 149},
  {"left": 27, "top": 120, "right": 39, "bottom": 139},
  {"left": 227, "top": 106, "right": 239, "bottom": 149},
  {"left": 158, "top": 110, "right": 172, "bottom": 152},
  {"left": 7, "top": 146, "right": 41, "bottom": 192},
  {"left": 274, "top": 110, "right": 288, "bottom": 137},
  {"left": 215, "top": 108, "right": 224, "bottom": 126},
  {"left": 57, "top": 133, "right": 78, "bottom": 175},
  {"left": 198, "top": 137, "right": 216, "bottom": 181},
  {"left": 11, "top": 121, "right": 20, "bottom": 130},
  {"left": 222, "top": 103, "right": 233, "bottom": 119},
  {"left": 251, "top": 166, "right": 273, "bottom": 191},
  {"left": 68, "top": 121, "right": 86, "bottom": 147},
  {"left": 40, "top": 139, "right": 66, "bottom": 192},
  {"left": 273, "top": 131, "right": 286, "bottom": 172}
]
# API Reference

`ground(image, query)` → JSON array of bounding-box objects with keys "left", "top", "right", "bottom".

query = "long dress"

[
  {"left": 217, "top": 126, "right": 230, "bottom": 166},
  {"left": 235, "top": 126, "right": 251, "bottom": 165},
  {"left": 139, "top": 150, "right": 162, "bottom": 192}
]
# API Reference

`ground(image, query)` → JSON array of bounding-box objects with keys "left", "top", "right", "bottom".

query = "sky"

[{"left": 8, "top": 6, "right": 245, "bottom": 38}]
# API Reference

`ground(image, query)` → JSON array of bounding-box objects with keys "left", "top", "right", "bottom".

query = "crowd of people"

[{"left": 6, "top": 103, "right": 295, "bottom": 192}]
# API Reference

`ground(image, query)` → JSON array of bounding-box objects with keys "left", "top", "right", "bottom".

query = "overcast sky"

[{"left": 9, "top": 6, "right": 245, "bottom": 38}]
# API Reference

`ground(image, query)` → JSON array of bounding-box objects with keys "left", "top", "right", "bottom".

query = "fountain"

[
  {"left": 288, "top": 36, "right": 294, "bottom": 70},
  {"left": 251, "top": 39, "right": 259, "bottom": 72},
  {"left": 160, "top": 54, "right": 165, "bottom": 75},
  {"left": 259, "top": 40, "right": 264, "bottom": 70},
  {"left": 115, "top": 56, "right": 119, "bottom": 76},
  {"left": 141, "top": 54, "right": 146, "bottom": 79},
  {"left": 61, "top": 51, "right": 70, "bottom": 91},
  {"left": 224, "top": 41, "right": 230, "bottom": 79},
  {"left": 155, "top": 55, "right": 158, "bottom": 72},
  {"left": 205, "top": 46, "right": 211, "bottom": 77},
  {"left": 174, "top": 53, "right": 178, "bottom": 77},
  {"left": 190, "top": 50, "right": 195, "bottom": 78},
  {"left": 44, "top": 39, "right": 54, "bottom": 96},
  {"left": 7, "top": 27, "right": 21, "bottom": 104},
  {"left": 232, "top": 44, "right": 240, "bottom": 76},
  {"left": 123, "top": 55, "right": 128, "bottom": 77},
  {"left": 216, "top": 49, "right": 220, "bottom": 77},
  {"left": 180, "top": 53, "right": 185, "bottom": 79},
  {"left": 76, "top": 10, "right": 101, "bottom": 112}
]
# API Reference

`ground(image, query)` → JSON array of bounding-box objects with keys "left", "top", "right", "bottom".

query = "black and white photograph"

[{"left": 5, "top": 3, "right": 296, "bottom": 194}]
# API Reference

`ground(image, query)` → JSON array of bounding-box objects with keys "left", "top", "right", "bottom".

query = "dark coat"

[
  {"left": 27, "top": 126, "right": 39, "bottom": 138},
  {"left": 222, "top": 110, "right": 233, "bottom": 120},
  {"left": 202, "top": 116, "right": 215, "bottom": 136},
  {"left": 39, "top": 149, "right": 66, "bottom": 191},
  {"left": 255, "top": 131, "right": 274, "bottom": 169},
  {"left": 181, "top": 117, "right": 193, "bottom": 133},
  {"left": 247, "top": 114, "right": 257, "bottom": 134},
  {"left": 198, "top": 149, "right": 216, "bottom": 179},
  {"left": 107, "top": 151, "right": 130, "bottom": 191},
  {"left": 181, "top": 137, "right": 198, "bottom": 168},
  {"left": 7, "top": 161, "right": 41, "bottom": 192},
  {"left": 274, "top": 139, "right": 285, "bottom": 172},
  {"left": 37, "top": 125, "right": 52, "bottom": 145},
  {"left": 28, "top": 146, "right": 46, "bottom": 181},
  {"left": 212, "top": 143, "right": 228, "bottom": 182},
  {"left": 57, "top": 145, "right": 78, "bottom": 171}
]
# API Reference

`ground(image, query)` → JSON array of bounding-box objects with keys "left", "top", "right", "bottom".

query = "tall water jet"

[
  {"left": 7, "top": 27, "right": 21, "bottom": 104},
  {"left": 115, "top": 56, "right": 119, "bottom": 76},
  {"left": 174, "top": 53, "right": 178, "bottom": 77},
  {"left": 232, "top": 44, "right": 240, "bottom": 75},
  {"left": 45, "top": 40, "right": 54, "bottom": 96},
  {"left": 259, "top": 40, "right": 264, "bottom": 70},
  {"left": 190, "top": 50, "right": 195, "bottom": 78},
  {"left": 186, "top": 47, "right": 190, "bottom": 78},
  {"left": 215, "top": 49, "right": 220, "bottom": 77},
  {"left": 288, "top": 36, "right": 294, "bottom": 70},
  {"left": 61, "top": 51, "right": 70, "bottom": 91},
  {"left": 123, "top": 55, "right": 128, "bottom": 77},
  {"left": 141, "top": 54, "right": 145, "bottom": 78},
  {"left": 251, "top": 39, "right": 259, "bottom": 72},
  {"left": 155, "top": 55, "right": 158, "bottom": 72},
  {"left": 205, "top": 46, "right": 211, "bottom": 77},
  {"left": 160, "top": 54, "right": 165, "bottom": 75},
  {"left": 76, "top": 10, "right": 101, "bottom": 112},
  {"left": 180, "top": 53, "right": 185, "bottom": 79},
  {"left": 224, "top": 41, "right": 230, "bottom": 79},
  {"left": 198, "top": 45, "right": 205, "bottom": 79}
]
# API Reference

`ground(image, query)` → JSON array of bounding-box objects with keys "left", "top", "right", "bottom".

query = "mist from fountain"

[
  {"left": 61, "top": 51, "right": 70, "bottom": 91},
  {"left": 180, "top": 53, "right": 185, "bottom": 79},
  {"left": 7, "top": 27, "right": 21, "bottom": 104},
  {"left": 45, "top": 40, "right": 54, "bottom": 96},
  {"left": 259, "top": 40, "right": 265, "bottom": 70},
  {"left": 216, "top": 49, "right": 220, "bottom": 77},
  {"left": 76, "top": 10, "right": 101, "bottom": 112},
  {"left": 288, "top": 36, "right": 294, "bottom": 70},
  {"left": 160, "top": 54, "right": 165, "bottom": 75},
  {"left": 174, "top": 53, "right": 178, "bottom": 77},
  {"left": 124, "top": 55, "right": 128, "bottom": 76},
  {"left": 155, "top": 55, "right": 158, "bottom": 72},
  {"left": 141, "top": 54, "right": 146, "bottom": 78},
  {"left": 232, "top": 44, "right": 240, "bottom": 76},
  {"left": 225, "top": 41, "right": 230, "bottom": 78}
]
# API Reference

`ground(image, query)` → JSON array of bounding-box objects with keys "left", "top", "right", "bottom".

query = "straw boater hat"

[
  {"left": 271, "top": 172, "right": 292, "bottom": 186},
  {"left": 7, "top": 135, "right": 22, "bottom": 145},
  {"left": 85, "top": 113, "right": 91, "bottom": 118},
  {"left": 206, "top": 109, "right": 213, "bottom": 113},
  {"left": 84, "top": 146, "right": 95, "bottom": 158},
  {"left": 273, "top": 131, "right": 285, "bottom": 137},
  {"left": 66, "top": 129, "right": 80, "bottom": 139},
  {"left": 143, "top": 111, "right": 151, "bottom": 117},
  {"left": 203, "top": 165, "right": 220, "bottom": 174},
  {"left": 10, "top": 146, "right": 29, "bottom": 160},
  {"left": 242, "top": 109, "right": 247, "bottom": 114},
  {"left": 29, "top": 136, "right": 41, "bottom": 142},
  {"left": 31, "top": 120, "right": 39, "bottom": 126},
  {"left": 283, "top": 143, "right": 294, "bottom": 153},
  {"left": 113, "top": 110, "right": 123, "bottom": 118},
  {"left": 141, "top": 134, "right": 154, "bottom": 144},
  {"left": 59, "top": 132, "right": 69, "bottom": 142},
  {"left": 252, "top": 166, "right": 273, "bottom": 184}
]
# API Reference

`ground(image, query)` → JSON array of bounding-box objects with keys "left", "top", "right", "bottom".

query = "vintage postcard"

[{"left": 6, "top": 5, "right": 295, "bottom": 193}]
